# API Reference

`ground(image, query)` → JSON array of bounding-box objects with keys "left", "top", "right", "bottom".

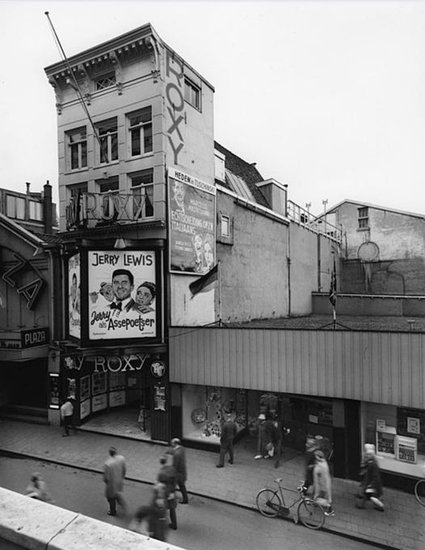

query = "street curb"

[{"left": 0, "top": 448, "right": 400, "bottom": 550}]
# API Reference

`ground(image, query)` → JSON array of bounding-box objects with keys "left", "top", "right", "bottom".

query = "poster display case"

[
  {"left": 395, "top": 435, "right": 417, "bottom": 464},
  {"left": 376, "top": 426, "right": 396, "bottom": 457}
]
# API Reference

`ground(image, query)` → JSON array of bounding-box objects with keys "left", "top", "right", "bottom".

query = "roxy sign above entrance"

[{"left": 64, "top": 353, "right": 151, "bottom": 372}]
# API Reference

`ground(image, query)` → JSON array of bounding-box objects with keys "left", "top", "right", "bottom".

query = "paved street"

[
  {"left": 0, "top": 419, "right": 424, "bottom": 550},
  {"left": 0, "top": 456, "right": 376, "bottom": 550}
]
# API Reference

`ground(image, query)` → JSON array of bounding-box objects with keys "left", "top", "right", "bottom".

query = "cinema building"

[{"left": 45, "top": 23, "right": 424, "bottom": 488}]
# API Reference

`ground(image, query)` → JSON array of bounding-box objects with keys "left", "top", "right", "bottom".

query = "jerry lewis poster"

[{"left": 88, "top": 250, "right": 157, "bottom": 340}]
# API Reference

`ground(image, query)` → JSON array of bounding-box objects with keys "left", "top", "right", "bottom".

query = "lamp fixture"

[{"left": 114, "top": 237, "right": 127, "bottom": 250}]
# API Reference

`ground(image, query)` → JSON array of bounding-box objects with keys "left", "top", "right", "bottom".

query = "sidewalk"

[{"left": 0, "top": 418, "right": 423, "bottom": 550}]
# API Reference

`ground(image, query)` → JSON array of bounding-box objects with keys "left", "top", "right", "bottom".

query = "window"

[
  {"left": 184, "top": 78, "right": 201, "bottom": 110},
  {"left": 29, "top": 201, "right": 43, "bottom": 221},
  {"left": 130, "top": 169, "right": 154, "bottom": 218},
  {"left": 98, "top": 177, "right": 119, "bottom": 219},
  {"left": 6, "top": 195, "right": 25, "bottom": 219},
  {"left": 221, "top": 215, "right": 230, "bottom": 238},
  {"left": 358, "top": 207, "right": 369, "bottom": 229},
  {"left": 67, "top": 127, "right": 87, "bottom": 170},
  {"left": 97, "top": 119, "right": 118, "bottom": 164},
  {"left": 68, "top": 182, "right": 88, "bottom": 199},
  {"left": 95, "top": 72, "right": 116, "bottom": 90},
  {"left": 127, "top": 107, "right": 153, "bottom": 156}
]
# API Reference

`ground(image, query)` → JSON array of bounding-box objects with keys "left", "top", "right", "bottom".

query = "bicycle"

[
  {"left": 414, "top": 478, "right": 425, "bottom": 506},
  {"left": 256, "top": 478, "right": 326, "bottom": 530}
]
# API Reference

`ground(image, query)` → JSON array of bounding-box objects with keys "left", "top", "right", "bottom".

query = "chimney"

[
  {"left": 43, "top": 180, "right": 53, "bottom": 234},
  {"left": 26, "top": 182, "right": 31, "bottom": 195}
]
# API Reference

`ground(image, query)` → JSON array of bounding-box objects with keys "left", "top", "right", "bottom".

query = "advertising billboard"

[
  {"left": 88, "top": 250, "right": 157, "bottom": 340},
  {"left": 68, "top": 253, "right": 81, "bottom": 339},
  {"left": 168, "top": 167, "right": 216, "bottom": 274}
]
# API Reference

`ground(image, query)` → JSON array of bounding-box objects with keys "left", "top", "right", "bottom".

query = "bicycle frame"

[
  {"left": 256, "top": 478, "right": 326, "bottom": 530},
  {"left": 274, "top": 480, "right": 306, "bottom": 522}
]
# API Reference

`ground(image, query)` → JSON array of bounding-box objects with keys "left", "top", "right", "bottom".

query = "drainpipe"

[
  {"left": 287, "top": 225, "right": 291, "bottom": 316},
  {"left": 317, "top": 234, "right": 322, "bottom": 292}
]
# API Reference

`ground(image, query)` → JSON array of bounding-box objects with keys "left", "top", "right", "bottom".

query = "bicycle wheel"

[
  {"left": 414, "top": 479, "right": 425, "bottom": 506},
  {"left": 297, "top": 499, "right": 325, "bottom": 530},
  {"left": 256, "top": 489, "right": 282, "bottom": 518}
]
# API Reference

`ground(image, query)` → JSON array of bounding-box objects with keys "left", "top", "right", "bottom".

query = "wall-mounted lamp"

[{"left": 114, "top": 237, "right": 127, "bottom": 250}]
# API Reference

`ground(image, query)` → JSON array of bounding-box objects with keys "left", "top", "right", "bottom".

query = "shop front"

[
  {"left": 54, "top": 245, "right": 169, "bottom": 441},
  {"left": 60, "top": 351, "right": 169, "bottom": 442},
  {"left": 362, "top": 401, "right": 425, "bottom": 481},
  {"left": 173, "top": 383, "right": 345, "bottom": 466}
]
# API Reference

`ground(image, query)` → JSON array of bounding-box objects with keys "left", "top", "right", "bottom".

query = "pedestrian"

[
  {"left": 168, "top": 438, "right": 189, "bottom": 504},
  {"left": 271, "top": 415, "right": 284, "bottom": 469},
  {"left": 254, "top": 413, "right": 276, "bottom": 459},
  {"left": 103, "top": 446, "right": 127, "bottom": 517},
  {"left": 216, "top": 412, "right": 237, "bottom": 468},
  {"left": 356, "top": 443, "right": 384, "bottom": 511},
  {"left": 60, "top": 396, "right": 75, "bottom": 437},
  {"left": 157, "top": 455, "right": 178, "bottom": 530},
  {"left": 25, "top": 472, "right": 54, "bottom": 503},
  {"left": 299, "top": 435, "right": 319, "bottom": 494},
  {"left": 130, "top": 481, "right": 168, "bottom": 541},
  {"left": 312, "top": 450, "right": 334, "bottom": 516}
]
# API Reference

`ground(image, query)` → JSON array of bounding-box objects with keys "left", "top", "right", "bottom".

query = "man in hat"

[
  {"left": 216, "top": 412, "right": 237, "bottom": 468},
  {"left": 168, "top": 438, "right": 188, "bottom": 504},
  {"left": 103, "top": 446, "right": 127, "bottom": 516}
]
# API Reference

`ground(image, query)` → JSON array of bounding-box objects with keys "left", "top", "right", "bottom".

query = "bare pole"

[
  {"left": 44, "top": 11, "right": 106, "bottom": 159},
  {"left": 218, "top": 261, "right": 222, "bottom": 326}
]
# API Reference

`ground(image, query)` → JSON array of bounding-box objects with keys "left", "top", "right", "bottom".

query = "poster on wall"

[
  {"left": 168, "top": 167, "right": 216, "bottom": 274},
  {"left": 88, "top": 250, "right": 157, "bottom": 340},
  {"left": 68, "top": 253, "right": 81, "bottom": 339},
  {"left": 80, "top": 399, "right": 91, "bottom": 420},
  {"left": 80, "top": 375, "right": 90, "bottom": 401},
  {"left": 48, "top": 373, "right": 60, "bottom": 409},
  {"left": 154, "top": 383, "right": 166, "bottom": 411}
]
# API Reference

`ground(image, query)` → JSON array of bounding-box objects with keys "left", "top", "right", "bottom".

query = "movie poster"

[
  {"left": 168, "top": 167, "right": 216, "bottom": 274},
  {"left": 68, "top": 253, "right": 81, "bottom": 339},
  {"left": 88, "top": 250, "right": 157, "bottom": 340}
]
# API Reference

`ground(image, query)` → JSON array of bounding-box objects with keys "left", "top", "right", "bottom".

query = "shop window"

[
  {"left": 130, "top": 169, "right": 154, "bottom": 218},
  {"left": 127, "top": 107, "right": 153, "bottom": 156},
  {"left": 67, "top": 127, "right": 87, "bottom": 170},
  {"left": 184, "top": 77, "right": 201, "bottom": 110},
  {"left": 97, "top": 118, "right": 118, "bottom": 164},
  {"left": 181, "top": 385, "right": 247, "bottom": 443}
]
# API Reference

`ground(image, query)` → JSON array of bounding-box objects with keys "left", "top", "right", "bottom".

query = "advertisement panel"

[
  {"left": 168, "top": 167, "right": 216, "bottom": 274},
  {"left": 68, "top": 253, "right": 81, "bottom": 339},
  {"left": 88, "top": 250, "right": 157, "bottom": 340}
]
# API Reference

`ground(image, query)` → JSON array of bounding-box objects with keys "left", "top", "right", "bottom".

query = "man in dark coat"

[
  {"left": 357, "top": 443, "right": 384, "bottom": 511},
  {"left": 157, "top": 455, "right": 178, "bottom": 530},
  {"left": 168, "top": 438, "right": 188, "bottom": 504},
  {"left": 216, "top": 412, "right": 237, "bottom": 468}
]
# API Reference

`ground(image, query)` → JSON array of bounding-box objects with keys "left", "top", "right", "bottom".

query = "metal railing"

[{"left": 287, "top": 200, "right": 342, "bottom": 243}]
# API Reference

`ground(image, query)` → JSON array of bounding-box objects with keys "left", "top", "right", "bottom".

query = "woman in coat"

[{"left": 312, "top": 450, "right": 334, "bottom": 516}]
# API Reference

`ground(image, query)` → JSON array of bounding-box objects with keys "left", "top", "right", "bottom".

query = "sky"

[{"left": 1, "top": 0, "right": 425, "bottom": 216}]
